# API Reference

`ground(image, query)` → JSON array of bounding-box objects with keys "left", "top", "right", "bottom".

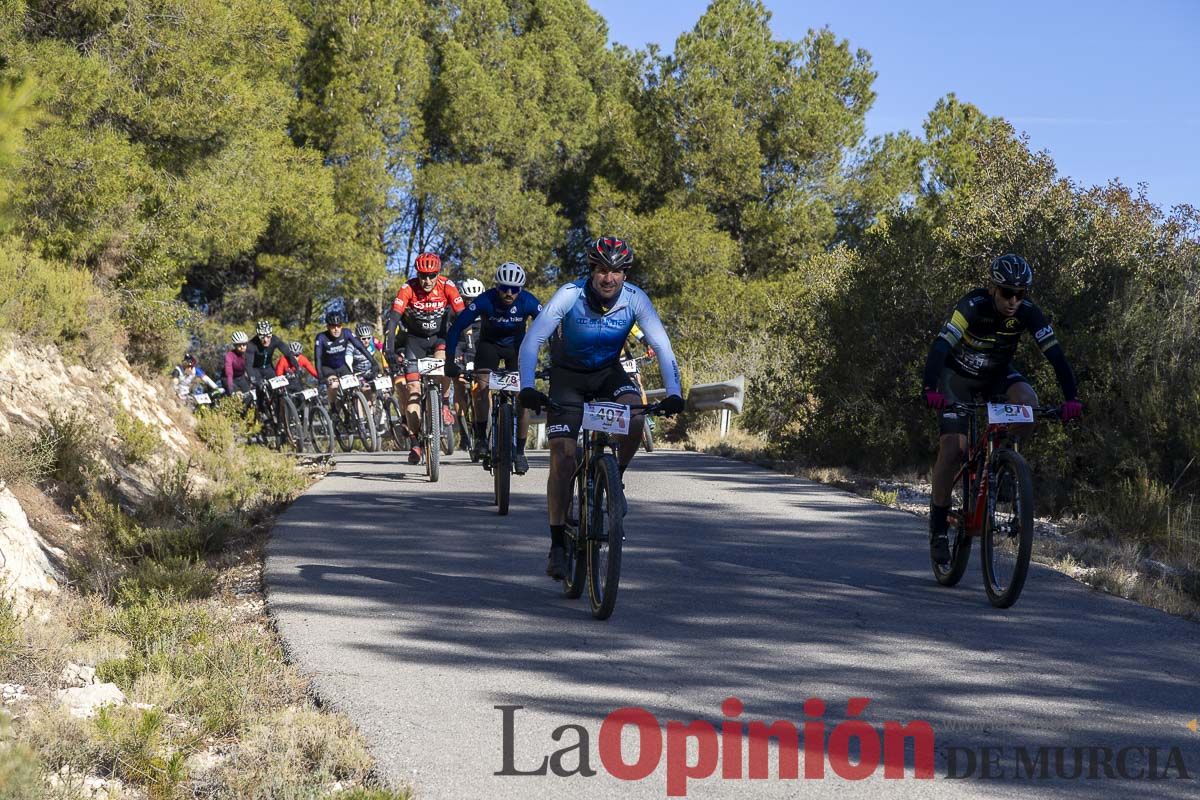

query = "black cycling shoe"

[
  {"left": 514, "top": 452, "right": 529, "bottom": 475},
  {"left": 930, "top": 531, "right": 952, "bottom": 566},
  {"left": 545, "top": 546, "right": 567, "bottom": 581}
]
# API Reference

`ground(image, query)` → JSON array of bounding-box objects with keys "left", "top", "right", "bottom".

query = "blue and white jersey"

[
  {"left": 446, "top": 288, "right": 541, "bottom": 354},
  {"left": 519, "top": 279, "right": 682, "bottom": 396},
  {"left": 315, "top": 329, "right": 374, "bottom": 371}
]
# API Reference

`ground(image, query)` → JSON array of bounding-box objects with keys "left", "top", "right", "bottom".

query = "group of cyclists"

[{"left": 177, "top": 238, "right": 1082, "bottom": 581}]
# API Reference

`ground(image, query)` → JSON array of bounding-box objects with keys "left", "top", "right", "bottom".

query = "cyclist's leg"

[
  {"left": 599, "top": 365, "right": 644, "bottom": 473},
  {"left": 546, "top": 367, "right": 586, "bottom": 526},
  {"left": 1002, "top": 372, "right": 1038, "bottom": 444},
  {"left": 402, "top": 336, "right": 428, "bottom": 438},
  {"left": 473, "top": 341, "right": 503, "bottom": 440},
  {"left": 930, "top": 369, "right": 975, "bottom": 560}
]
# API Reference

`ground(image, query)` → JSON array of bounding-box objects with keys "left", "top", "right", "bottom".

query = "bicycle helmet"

[
  {"left": 586, "top": 236, "right": 634, "bottom": 270},
  {"left": 494, "top": 261, "right": 526, "bottom": 288},
  {"left": 288, "top": 341, "right": 303, "bottom": 356},
  {"left": 415, "top": 252, "right": 441, "bottom": 274},
  {"left": 231, "top": 331, "right": 249, "bottom": 345},
  {"left": 182, "top": 353, "right": 196, "bottom": 366},
  {"left": 989, "top": 254, "right": 1033, "bottom": 289},
  {"left": 255, "top": 320, "right": 273, "bottom": 336},
  {"left": 459, "top": 278, "right": 485, "bottom": 299},
  {"left": 325, "top": 310, "right": 346, "bottom": 326},
  {"left": 355, "top": 323, "right": 373, "bottom": 339}
]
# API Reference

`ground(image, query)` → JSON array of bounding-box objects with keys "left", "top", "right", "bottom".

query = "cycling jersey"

[
  {"left": 350, "top": 338, "right": 383, "bottom": 375},
  {"left": 247, "top": 335, "right": 297, "bottom": 377},
  {"left": 519, "top": 278, "right": 681, "bottom": 396},
  {"left": 445, "top": 288, "right": 541, "bottom": 357},
  {"left": 275, "top": 354, "right": 318, "bottom": 379},
  {"left": 315, "top": 329, "right": 376, "bottom": 373},
  {"left": 923, "top": 288, "right": 1077, "bottom": 400},
  {"left": 223, "top": 350, "right": 246, "bottom": 394},
  {"left": 387, "top": 276, "right": 465, "bottom": 338},
  {"left": 173, "top": 366, "right": 219, "bottom": 399}
]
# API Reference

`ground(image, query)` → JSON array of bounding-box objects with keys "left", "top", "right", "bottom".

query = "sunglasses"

[
  {"left": 997, "top": 287, "right": 1027, "bottom": 300},
  {"left": 496, "top": 285, "right": 521, "bottom": 295}
]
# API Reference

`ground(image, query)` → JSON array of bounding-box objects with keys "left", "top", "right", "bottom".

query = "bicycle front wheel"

[
  {"left": 383, "top": 395, "right": 407, "bottom": 450},
  {"left": 307, "top": 403, "right": 335, "bottom": 455},
  {"left": 281, "top": 395, "right": 305, "bottom": 452},
  {"left": 424, "top": 387, "right": 441, "bottom": 482},
  {"left": 981, "top": 448, "right": 1035, "bottom": 608},
  {"left": 641, "top": 417, "right": 655, "bottom": 453},
  {"left": 586, "top": 454, "right": 625, "bottom": 620},
  {"left": 333, "top": 398, "right": 355, "bottom": 452},
  {"left": 493, "top": 403, "right": 513, "bottom": 515}
]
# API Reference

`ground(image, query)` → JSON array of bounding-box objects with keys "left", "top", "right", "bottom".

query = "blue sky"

[{"left": 589, "top": 0, "right": 1199, "bottom": 211}]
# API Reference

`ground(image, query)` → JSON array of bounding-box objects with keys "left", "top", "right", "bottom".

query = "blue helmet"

[{"left": 989, "top": 254, "right": 1033, "bottom": 289}]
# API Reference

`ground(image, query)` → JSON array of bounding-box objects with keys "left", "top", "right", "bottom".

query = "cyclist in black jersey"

[
  {"left": 246, "top": 320, "right": 298, "bottom": 416},
  {"left": 922, "top": 254, "right": 1083, "bottom": 564}
]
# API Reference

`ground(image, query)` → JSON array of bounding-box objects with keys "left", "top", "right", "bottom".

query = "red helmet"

[
  {"left": 415, "top": 253, "right": 441, "bottom": 274},
  {"left": 587, "top": 237, "right": 633, "bottom": 270}
]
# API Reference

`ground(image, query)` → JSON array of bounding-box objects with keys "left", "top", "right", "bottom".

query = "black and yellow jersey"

[{"left": 935, "top": 288, "right": 1058, "bottom": 381}]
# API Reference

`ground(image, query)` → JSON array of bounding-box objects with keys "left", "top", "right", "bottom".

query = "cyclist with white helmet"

[
  {"left": 445, "top": 262, "right": 542, "bottom": 472},
  {"left": 224, "top": 331, "right": 251, "bottom": 395},
  {"left": 246, "top": 320, "right": 299, "bottom": 416},
  {"left": 451, "top": 278, "right": 486, "bottom": 447}
]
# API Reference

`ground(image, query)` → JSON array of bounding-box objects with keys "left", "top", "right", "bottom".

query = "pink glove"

[
  {"left": 1061, "top": 399, "right": 1083, "bottom": 422},
  {"left": 924, "top": 390, "right": 947, "bottom": 410}
]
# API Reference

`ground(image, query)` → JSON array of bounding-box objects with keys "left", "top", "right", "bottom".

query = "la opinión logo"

[{"left": 496, "top": 697, "right": 934, "bottom": 796}]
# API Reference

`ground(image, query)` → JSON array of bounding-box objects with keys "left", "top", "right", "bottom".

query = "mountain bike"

[
  {"left": 292, "top": 383, "right": 334, "bottom": 455},
  {"left": 415, "top": 358, "right": 445, "bottom": 482},
  {"left": 457, "top": 361, "right": 479, "bottom": 462},
  {"left": 483, "top": 370, "right": 522, "bottom": 515},
  {"left": 935, "top": 400, "right": 1067, "bottom": 608},
  {"left": 328, "top": 372, "right": 378, "bottom": 453},
  {"left": 260, "top": 375, "right": 305, "bottom": 452},
  {"left": 622, "top": 355, "right": 656, "bottom": 452},
  {"left": 548, "top": 397, "right": 665, "bottom": 620},
  {"left": 440, "top": 380, "right": 458, "bottom": 457},
  {"left": 369, "top": 371, "right": 408, "bottom": 451}
]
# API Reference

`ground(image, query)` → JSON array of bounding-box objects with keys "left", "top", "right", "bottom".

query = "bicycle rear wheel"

[
  {"left": 641, "top": 417, "right": 654, "bottom": 453},
  {"left": 424, "top": 387, "right": 441, "bottom": 482},
  {"left": 493, "top": 403, "right": 513, "bottom": 515},
  {"left": 982, "top": 448, "right": 1035, "bottom": 608},
  {"left": 933, "top": 466, "right": 973, "bottom": 586},
  {"left": 441, "top": 408, "right": 456, "bottom": 456},
  {"left": 382, "top": 395, "right": 407, "bottom": 450},
  {"left": 307, "top": 403, "right": 335, "bottom": 455},
  {"left": 586, "top": 454, "right": 625, "bottom": 620},
  {"left": 333, "top": 397, "right": 355, "bottom": 452}
]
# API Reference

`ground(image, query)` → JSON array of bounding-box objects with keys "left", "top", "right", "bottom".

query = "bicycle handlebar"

[{"left": 944, "top": 401, "right": 1067, "bottom": 421}]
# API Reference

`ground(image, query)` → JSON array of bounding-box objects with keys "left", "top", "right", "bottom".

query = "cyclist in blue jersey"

[
  {"left": 315, "top": 310, "right": 378, "bottom": 405},
  {"left": 445, "top": 262, "right": 542, "bottom": 473},
  {"left": 518, "top": 237, "right": 684, "bottom": 580}
]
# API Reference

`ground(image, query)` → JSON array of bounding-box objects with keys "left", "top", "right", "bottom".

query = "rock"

[
  {"left": 0, "top": 485, "right": 63, "bottom": 612},
  {"left": 59, "top": 662, "right": 97, "bottom": 688},
  {"left": 1, "top": 683, "right": 31, "bottom": 705},
  {"left": 185, "top": 748, "right": 228, "bottom": 774},
  {"left": 56, "top": 682, "right": 126, "bottom": 718}
]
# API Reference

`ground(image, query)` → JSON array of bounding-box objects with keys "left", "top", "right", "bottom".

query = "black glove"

[
  {"left": 444, "top": 361, "right": 462, "bottom": 378},
  {"left": 519, "top": 387, "right": 545, "bottom": 414},
  {"left": 657, "top": 394, "right": 685, "bottom": 416}
]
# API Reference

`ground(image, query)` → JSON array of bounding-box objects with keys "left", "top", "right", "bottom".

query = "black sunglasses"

[{"left": 997, "top": 286, "right": 1027, "bottom": 300}]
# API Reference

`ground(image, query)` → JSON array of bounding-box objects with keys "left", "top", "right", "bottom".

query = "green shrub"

[
  {"left": 0, "top": 427, "right": 57, "bottom": 486},
  {"left": 116, "top": 556, "right": 215, "bottom": 604},
  {"left": 114, "top": 408, "right": 160, "bottom": 465},
  {"left": 0, "top": 594, "right": 22, "bottom": 674},
  {"left": 92, "top": 706, "right": 187, "bottom": 796},
  {"left": 38, "top": 409, "right": 103, "bottom": 493}
]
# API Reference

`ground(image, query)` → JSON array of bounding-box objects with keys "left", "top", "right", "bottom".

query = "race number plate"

[
  {"left": 267, "top": 376, "right": 290, "bottom": 390},
  {"left": 373, "top": 375, "right": 392, "bottom": 392},
  {"left": 488, "top": 371, "right": 521, "bottom": 392},
  {"left": 987, "top": 403, "right": 1034, "bottom": 425},
  {"left": 193, "top": 393, "right": 211, "bottom": 405},
  {"left": 581, "top": 402, "right": 631, "bottom": 435},
  {"left": 339, "top": 373, "right": 360, "bottom": 389},
  {"left": 621, "top": 358, "right": 640, "bottom": 375},
  {"left": 465, "top": 361, "right": 474, "bottom": 372},
  {"left": 418, "top": 358, "right": 444, "bottom": 376},
  {"left": 301, "top": 388, "right": 318, "bottom": 400}
]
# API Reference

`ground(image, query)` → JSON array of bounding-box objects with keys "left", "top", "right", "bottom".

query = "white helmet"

[
  {"left": 460, "top": 278, "right": 485, "bottom": 299},
  {"left": 494, "top": 261, "right": 526, "bottom": 288},
  {"left": 231, "top": 331, "right": 249, "bottom": 345}
]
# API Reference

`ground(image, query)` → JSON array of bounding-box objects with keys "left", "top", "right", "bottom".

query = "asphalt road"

[{"left": 265, "top": 449, "right": 1200, "bottom": 799}]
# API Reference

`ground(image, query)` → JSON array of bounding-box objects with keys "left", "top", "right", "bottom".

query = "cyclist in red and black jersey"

[
  {"left": 921, "top": 254, "right": 1083, "bottom": 564},
  {"left": 382, "top": 252, "right": 466, "bottom": 464}
]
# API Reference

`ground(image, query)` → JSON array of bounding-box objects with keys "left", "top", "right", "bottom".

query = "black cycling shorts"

[
  {"left": 937, "top": 367, "right": 1030, "bottom": 435},
  {"left": 474, "top": 339, "right": 519, "bottom": 372},
  {"left": 319, "top": 363, "right": 353, "bottom": 381},
  {"left": 545, "top": 363, "right": 641, "bottom": 441},
  {"left": 403, "top": 334, "right": 446, "bottom": 380}
]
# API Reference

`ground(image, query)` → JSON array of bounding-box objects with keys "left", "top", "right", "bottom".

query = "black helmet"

[
  {"left": 586, "top": 236, "right": 634, "bottom": 270},
  {"left": 325, "top": 310, "right": 346, "bottom": 326},
  {"left": 989, "top": 254, "right": 1033, "bottom": 289},
  {"left": 255, "top": 320, "right": 273, "bottom": 336}
]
